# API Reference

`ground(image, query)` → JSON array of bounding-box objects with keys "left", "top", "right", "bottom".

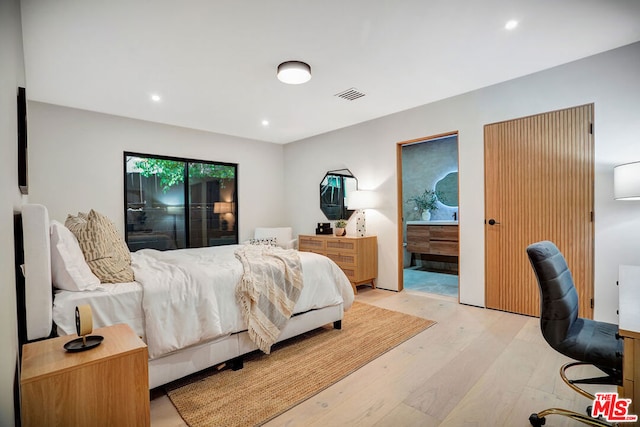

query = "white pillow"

[{"left": 50, "top": 220, "right": 100, "bottom": 291}]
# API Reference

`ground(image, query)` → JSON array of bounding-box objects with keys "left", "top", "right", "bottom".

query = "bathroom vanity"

[{"left": 406, "top": 221, "right": 459, "bottom": 257}]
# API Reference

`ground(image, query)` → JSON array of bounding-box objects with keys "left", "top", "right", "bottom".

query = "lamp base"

[{"left": 355, "top": 210, "right": 366, "bottom": 237}]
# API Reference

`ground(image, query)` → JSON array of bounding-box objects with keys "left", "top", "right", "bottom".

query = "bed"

[{"left": 20, "top": 204, "right": 354, "bottom": 389}]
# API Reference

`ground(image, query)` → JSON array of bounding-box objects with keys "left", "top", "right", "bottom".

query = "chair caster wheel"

[{"left": 529, "top": 413, "right": 546, "bottom": 426}]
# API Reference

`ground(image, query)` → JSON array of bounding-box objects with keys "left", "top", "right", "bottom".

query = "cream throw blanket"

[{"left": 235, "top": 245, "right": 304, "bottom": 354}]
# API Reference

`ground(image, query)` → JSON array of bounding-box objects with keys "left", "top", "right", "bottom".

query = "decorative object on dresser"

[
  {"left": 20, "top": 323, "right": 150, "bottom": 427},
  {"left": 347, "top": 189, "right": 377, "bottom": 237},
  {"left": 299, "top": 234, "right": 377, "bottom": 294},
  {"left": 334, "top": 219, "right": 347, "bottom": 236},
  {"left": 315, "top": 222, "right": 332, "bottom": 235}
]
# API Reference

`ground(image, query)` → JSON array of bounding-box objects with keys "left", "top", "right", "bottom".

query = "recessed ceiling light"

[
  {"left": 505, "top": 20, "right": 519, "bottom": 30},
  {"left": 151, "top": 94, "right": 161, "bottom": 102},
  {"left": 261, "top": 119, "right": 269, "bottom": 126}
]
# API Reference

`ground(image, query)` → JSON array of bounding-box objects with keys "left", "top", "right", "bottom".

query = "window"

[{"left": 124, "top": 152, "right": 238, "bottom": 251}]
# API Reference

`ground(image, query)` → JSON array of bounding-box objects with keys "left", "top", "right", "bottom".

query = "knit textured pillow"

[
  {"left": 65, "top": 210, "right": 134, "bottom": 283},
  {"left": 76, "top": 211, "right": 131, "bottom": 264}
]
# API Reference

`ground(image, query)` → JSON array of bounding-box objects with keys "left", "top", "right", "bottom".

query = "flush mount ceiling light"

[{"left": 277, "top": 61, "right": 311, "bottom": 85}]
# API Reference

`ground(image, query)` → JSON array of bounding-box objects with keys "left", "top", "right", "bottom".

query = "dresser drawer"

[
  {"left": 299, "top": 236, "right": 326, "bottom": 251},
  {"left": 325, "top": 252, "right": 357, "bottom": 267},
  {"left": 338, "top": 266, "right": 356, "bottom": 280},
  {"left": 326, "top": 239, "right": 357, "bottom": 253},
  {"left": 297, "top": 234, "right": 377, "bottom": 293}
]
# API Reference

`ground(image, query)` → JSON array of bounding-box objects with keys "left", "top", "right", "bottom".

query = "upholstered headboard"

[{"left": 20, "top": 204, "right": 53, "bottom": 341}]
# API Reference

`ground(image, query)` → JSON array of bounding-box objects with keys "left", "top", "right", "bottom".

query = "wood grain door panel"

[{"left": 484, "top": 104, "right": 594, "bottom": 318}]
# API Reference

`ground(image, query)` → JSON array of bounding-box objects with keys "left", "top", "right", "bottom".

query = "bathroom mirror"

[
  {"left": 435, "top": 171, "right": 458, "bottom": 207},
  {"left": 320, "top": 169, "right": 358, "bottom": 220}
]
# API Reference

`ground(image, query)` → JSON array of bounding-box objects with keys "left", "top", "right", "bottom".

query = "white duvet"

[{"left": 53, "top": 245, "right": 354, "bottom": 359}]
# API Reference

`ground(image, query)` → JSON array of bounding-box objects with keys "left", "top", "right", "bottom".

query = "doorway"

[
  {"left": 397, "top": 132, "right": 459, "bottom": 297},
  {"left": 484, "top": 104, "right": 594, "bottom": 318}
]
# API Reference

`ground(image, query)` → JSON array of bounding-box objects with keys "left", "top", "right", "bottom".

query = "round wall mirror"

[
  {"left": 320, "top": 169, "right": 358, "bottom": 220},
  {"left": 435, "top": 171, "right": 458, "bottom": 207}
]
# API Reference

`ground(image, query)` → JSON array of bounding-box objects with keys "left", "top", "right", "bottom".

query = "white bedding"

[
  {"left": 54, "top": 281, "right": 145, "bottom": 338},
  {"left": 53, "top": 244, "right": 354, "bottom": 359}
]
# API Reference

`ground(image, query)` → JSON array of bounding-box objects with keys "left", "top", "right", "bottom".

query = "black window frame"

[{"left": 123, "top": 151, "right": 238, "bottom": 250}]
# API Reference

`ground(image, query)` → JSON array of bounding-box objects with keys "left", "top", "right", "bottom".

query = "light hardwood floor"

[{"left": 150, "top": 288, "right": 615, "bottom": 427}]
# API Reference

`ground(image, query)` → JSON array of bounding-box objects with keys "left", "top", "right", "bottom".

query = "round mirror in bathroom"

[{"left": 435, "top": 171, "right": 458, "bottom": 207}]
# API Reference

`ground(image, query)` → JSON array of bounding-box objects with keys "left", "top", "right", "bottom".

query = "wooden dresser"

[
  {"left": 299, "top": 234, "right": 377, "bottom": 293},
  {"left": 21, "top": 323, "right": 150, "bottom": 427}
]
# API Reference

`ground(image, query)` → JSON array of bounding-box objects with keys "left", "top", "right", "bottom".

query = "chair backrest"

[{"left": 526, "top": 241, "right": 579, "bottom": 350}]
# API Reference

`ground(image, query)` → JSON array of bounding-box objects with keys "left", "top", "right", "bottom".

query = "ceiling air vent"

[{"left": 334, "top": 88, "right": 365, "bottom": 101}]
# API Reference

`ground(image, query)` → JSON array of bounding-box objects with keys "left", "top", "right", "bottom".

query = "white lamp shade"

[
  {"left": 614, "top": 162, "right": 640, "bottom": 200},
  {"left": 347, "top": 190, "right": 377, "bottom": 209},
  {"left": 277, "top": 61, "right": 311, "bottom": 84}
]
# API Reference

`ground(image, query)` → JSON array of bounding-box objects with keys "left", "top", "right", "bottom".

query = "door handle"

[{"left": 487, "top": 219, "right": 500, "bottom": 225}]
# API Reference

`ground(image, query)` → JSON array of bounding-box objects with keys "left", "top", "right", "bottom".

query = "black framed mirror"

[{"left": 319, "top": 169, "right": 358, "bottom": 220}]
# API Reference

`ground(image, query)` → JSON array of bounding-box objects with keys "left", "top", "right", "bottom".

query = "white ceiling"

[{"left": 20, "top": 0, "right": 640, "bottom": 144}]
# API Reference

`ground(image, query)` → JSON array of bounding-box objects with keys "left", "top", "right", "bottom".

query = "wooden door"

[{"left": 484, "top": 104, "right": 594, "bottom": 318}]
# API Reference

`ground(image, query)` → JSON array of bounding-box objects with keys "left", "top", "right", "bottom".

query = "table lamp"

[
  {"left": 614, "top": 161, "right": 640, "bottom": 200},
  {"left": 347, "top": 190, "right": 377, "bottom": 237}
]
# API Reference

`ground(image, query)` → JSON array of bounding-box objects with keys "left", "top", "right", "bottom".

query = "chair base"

[
  {"left": 529, "top": 409, "right": 616, "bottom": 427},
  {"left": 529, "top": 362, "right": 621, "bottom": 427},
  {"left": 560, "top": 361, "right": 621, "bottom": 400}
]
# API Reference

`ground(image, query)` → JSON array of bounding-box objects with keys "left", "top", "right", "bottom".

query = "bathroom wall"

[{"left": 402, "top": 135, "right": 458, "bottom": 222}]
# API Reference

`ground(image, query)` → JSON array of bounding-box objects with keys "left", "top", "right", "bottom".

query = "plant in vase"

[
  {"left": 334, "top": 219, "right": 347, "bottom": 236},
  {"left": 409, "top": 189, "right": 439, "bottom": 220}
]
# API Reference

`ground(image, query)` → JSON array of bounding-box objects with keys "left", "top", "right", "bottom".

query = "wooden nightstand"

[
  {"left": 299, "top": 234, "right": 377, "bottom": 293},
  {"left": 20, "top": 323, "right": 150, "bottom": 427}
]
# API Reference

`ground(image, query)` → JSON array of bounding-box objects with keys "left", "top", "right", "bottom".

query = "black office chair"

[{"left": 526, "top": 241, "right": 623, "bottom": 427}]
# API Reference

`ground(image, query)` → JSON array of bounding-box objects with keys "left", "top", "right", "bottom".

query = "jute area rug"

[{"left": 166, "top": 301, "right": 436, "bottom": 427}]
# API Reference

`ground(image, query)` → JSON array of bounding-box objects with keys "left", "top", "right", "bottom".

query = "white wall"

[
  {"left": 0, "top": 0, "right": 25, "bottom": 424},
  {"left": 27, "top": 103, "right": 286, "bottom": 244},
  {"left": 284, "top": 42, "right": 640, "bottom": 323}
]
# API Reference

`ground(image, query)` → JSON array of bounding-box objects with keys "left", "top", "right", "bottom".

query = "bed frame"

[{"left": 19, "top": 204, "right": 344, "bottom": 389}]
